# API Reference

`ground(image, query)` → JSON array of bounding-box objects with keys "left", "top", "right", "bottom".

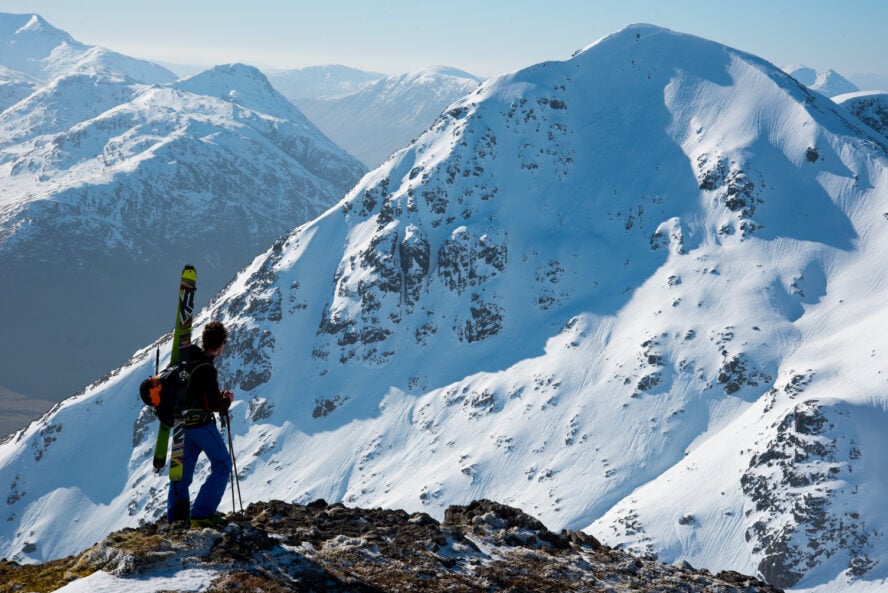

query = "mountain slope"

[
  {"left": 2, "top": 23, "right": 888, "bottom": 593},
  {"left": 0, "top": 53, "right": 366, "bottom": 402},
  {"left": 294, "top": 66, "right": 482, "bottom": 167}
]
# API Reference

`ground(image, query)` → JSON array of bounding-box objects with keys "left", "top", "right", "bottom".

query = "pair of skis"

[{"left": 152, "top": 264, "right": 197, "bottom": 483}]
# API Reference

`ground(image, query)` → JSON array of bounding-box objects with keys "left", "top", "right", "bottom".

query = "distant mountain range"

[
  {"left": 3, "top": 22, "right": 888, "bottom": 593},
  {"left": 0, "top": 13, "right": 366, "bottom": 405},
  {"left": 271, "top": 65, "right": 482, "bottom": 168},
  {"left": 265, "top": 64, "right": 386, "bottom": 100}
]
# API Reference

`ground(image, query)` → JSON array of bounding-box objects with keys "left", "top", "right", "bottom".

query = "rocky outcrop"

[
  {"left": 0, "top": 499, "right": 783, "bottom": 593},
  {"left": 741, "top": 401, "right": 877, "bottom": 588}
]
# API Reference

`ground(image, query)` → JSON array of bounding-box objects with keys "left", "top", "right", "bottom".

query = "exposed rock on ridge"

[{"left": 0, "top": 499, "right": 783, "bottom": 593}]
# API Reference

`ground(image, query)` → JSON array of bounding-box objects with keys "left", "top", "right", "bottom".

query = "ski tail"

[{"left": 152, "top": 423, "right": 171, "bottom": 471}]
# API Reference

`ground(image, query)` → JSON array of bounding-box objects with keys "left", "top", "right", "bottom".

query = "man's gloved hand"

[{"left": 220, "top": 390, "right": 234, "bottom": 412}]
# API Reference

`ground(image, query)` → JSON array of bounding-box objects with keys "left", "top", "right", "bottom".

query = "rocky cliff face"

[{"left": 0, "top": 499, "right": 784, "bottom": 593}]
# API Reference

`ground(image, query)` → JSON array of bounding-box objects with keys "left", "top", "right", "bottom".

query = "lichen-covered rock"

[{"left": 0, "top": 499, "right": 783, "bottom": 593}]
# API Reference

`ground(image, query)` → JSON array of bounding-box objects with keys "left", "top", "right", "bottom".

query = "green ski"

[
  {"left": 150, "top": 265, "right": 197, "bottom": 476},
  {"left": 168, "top": 264, "right": 197, "bottom": 483}
]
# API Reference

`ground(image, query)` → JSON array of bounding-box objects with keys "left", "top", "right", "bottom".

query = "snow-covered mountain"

[
  {"left": 266, "top": 64, "right": 385, "bottom": 101},
  {"left": 3, "top": 23, "right": 888, "bottom": 593},
  {"left": 784, "top": 64, "right": 859, "bottom": 98},
  {"left": 835, "top": 91, "right": 888, "bottom": 140},
  {"left": 0, "top": 13, "right": 176, "bottom": 106},
  {"left": 0, "top": 13, "right": 367, "bottom": 405},
  {"left": 293, "top": 66, "right": 482, "bottom": 168}
]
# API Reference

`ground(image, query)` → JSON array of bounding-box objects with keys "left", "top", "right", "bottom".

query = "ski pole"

[
  {"left": 223, "top": 412, "right": 244, "bottom": 513},
  {"left": 230, "top": 419, "right": 244, "bottom": 513},
  {"left": 220, "top": 412, "right": 236, "bottom": 514}
]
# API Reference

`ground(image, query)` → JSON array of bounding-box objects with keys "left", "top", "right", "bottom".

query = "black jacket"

[{"left": 184, "top": 346, "right": 229, "bottom": 427}]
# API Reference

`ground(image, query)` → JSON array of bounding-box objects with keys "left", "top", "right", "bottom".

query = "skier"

[{"left": 167, "top": 320, "right": 235, "bottom": 526}]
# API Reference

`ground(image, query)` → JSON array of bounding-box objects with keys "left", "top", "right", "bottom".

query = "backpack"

[{"left": 139, "top": 363, "right": 191, "bottom": 426}]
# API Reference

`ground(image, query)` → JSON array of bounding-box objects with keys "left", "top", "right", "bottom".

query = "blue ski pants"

[{"left": 167, "top": 421, "right": 232, "bottom": 521}]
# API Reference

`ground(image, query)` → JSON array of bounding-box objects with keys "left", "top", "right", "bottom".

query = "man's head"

[{"left": 202, "top": 321, "right": 228, "bottom": 354}]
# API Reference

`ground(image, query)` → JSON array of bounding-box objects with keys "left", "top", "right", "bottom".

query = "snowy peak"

[
  {"left": 397, "top": 66, "right": 481, "bottom": 84},
  {"left": 55, "top": 44, "right": 177, "bottom": 84},
  {"left": 369, "top": 66, "right": 481, "bottom": 97},
  {"left": 784, "top": 64, "right": 859, "bottom": 97},
  {"left": 575, "top": 23, "right": 727, "bottom": 65},
  {"left": 0, "top": 11, "right": 176, "bottom": 85},
  {"left": 409, "top": 65, "right": 479, "bottom": 79},
  {"left": 175, "top": 63, "right": 301, "bottom": 117},
  {"left": 558, "top": 23, "right": 879, "bottom": 154},
  {"left": 0, "top": 12, "right": 75, "bottom": 80},
  {"left": 0, "top": 13, "right": 74, "bottom": 58}
]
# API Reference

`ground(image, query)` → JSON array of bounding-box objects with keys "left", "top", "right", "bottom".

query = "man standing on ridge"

[{"left": 168, "top": 320, "right": 235, "bottom": 526}]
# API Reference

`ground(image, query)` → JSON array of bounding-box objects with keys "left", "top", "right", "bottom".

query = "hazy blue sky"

[{"left": 0, "top": 0, "right": 885, "bottom": 80}]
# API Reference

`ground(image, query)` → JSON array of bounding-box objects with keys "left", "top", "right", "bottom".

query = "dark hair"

[{"left": 202, "top": 321, "right": 228, "bottom": 351}]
